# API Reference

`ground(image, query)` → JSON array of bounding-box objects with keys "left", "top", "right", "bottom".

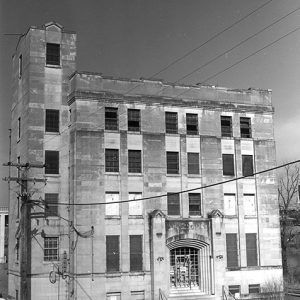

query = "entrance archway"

[{"left": 167, "top": 238, "right": 212, "bottom": 294}]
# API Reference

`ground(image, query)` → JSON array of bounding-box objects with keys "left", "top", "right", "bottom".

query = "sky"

[{"left": 0, "top": 0, "right": 300, "bottom": 206}]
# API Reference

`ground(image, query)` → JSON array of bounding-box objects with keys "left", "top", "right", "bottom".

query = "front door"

[{"left": 170, "top": 247, "right": 199, "bottom": 288}]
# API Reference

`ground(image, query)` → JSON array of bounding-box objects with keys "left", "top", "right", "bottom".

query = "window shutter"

[
  {"left": 128, "top": 109, "right": 140, "bottom": 131},
  {"left": 226, "top": 233, "right": 239, "bottom": 268},
  {"left": 187, "top": 153, "right": 199, "bottom": 174},
  {"left": 246, "top": 233, "right": 258, "bottom": 266},
  {"left": 106, "top": 236, "right": 119, "bottom": 272},
  {"left": 222, "top": 154, "right": 234, "bottom": 176},
  {"left": 189, "top": 193, "right": 201, "bottom": 216},
  {"left": 130, "top": 235, "right": 143, "bottom": 271},
  {"left": 165, "top": 112, "right": 178, "bottom": 134},
  {"left": 242, "top": 155, "right": 254, "bottom": 176},
  {"left": 45, "top": 151, "right": 59, "bottom": 174},
  {"left": 105, "top": 107, "right": 118, "bottom": 130},
  {"left": 45, "top": 193, "right": 58, "bottom": 217},
  {"left": 46, "top": 43, "right": 60, "bottom": 65},
  {"left": 45, "top": 109, "right": 59, "bottom": 132},
  {"left": 186, "top": 113, "right": 198, "bottom": 135},
  {"left": 128, "top": 150, "right": 142, "bottom": 173},
  {"left": 221, "top": 116, "right": 232, "bottom": 137},
  {"left": 167, "top": 152, "right": 179, "bottom": 174},
  {"left": 167, "top": 193, "right": 180, "bottom": 215}
]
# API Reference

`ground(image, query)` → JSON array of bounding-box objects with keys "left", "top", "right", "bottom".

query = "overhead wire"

[
  {"left": 40, "top": 0, "right": 276, "bottom": 149},
  {"left": 46, "top": 159, "right": 300, "bottom": 207}
]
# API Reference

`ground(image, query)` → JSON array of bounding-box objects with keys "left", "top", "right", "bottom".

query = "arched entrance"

[{"left": 167, "top": 238, "right": 212, "bottom": 294}]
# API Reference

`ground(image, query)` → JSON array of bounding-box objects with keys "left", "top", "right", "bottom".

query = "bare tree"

[{"left": 278, "top": 163, "right": 300, "bottom": 275}]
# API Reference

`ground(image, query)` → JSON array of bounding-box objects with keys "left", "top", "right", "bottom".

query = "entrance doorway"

[{"left": 170, "top": 247, "right": 199, "bottom": 288}]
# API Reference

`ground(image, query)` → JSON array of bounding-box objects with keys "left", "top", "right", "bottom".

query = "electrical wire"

[
  {"left": 46, "top": 159, "right": 300, "bottom": 207},
  {"left": 40, "top": 0, "right": 276, "bottom": 149}
]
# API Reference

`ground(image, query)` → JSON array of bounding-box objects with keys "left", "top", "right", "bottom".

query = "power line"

[
  {"left": 173, "top": 6, "right": 300, "bottom": 90},
  {"left": 123, "top": 0, "right": 274, "bottom": 95},
  {"left": 202, "top": 26, "right": 300, "bottom": 83},
  {"left": 40, "top": 0, "right": 275, "bottom": 148},
  {"left": 47, "top": 159, "right": 300, "bottom": 207}
]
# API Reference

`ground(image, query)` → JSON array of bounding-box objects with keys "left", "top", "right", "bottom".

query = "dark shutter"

[
  {"left": 106, "top": 235, "right": 119, "bottom": 272},
  {"left": 221, "top": 116, "right": 232, "bottom": 137},
  {"left": 45, "top": 193, "right": 58, "bottom": 217},
  {"left": 45, "top": 151, "right": 59, "bottom": 174},
  {"left": 105, "top": 107, "right": 118, "bottom": 130},
  {"left": 246, "top": 233, "right": 258, "bottom": 266},
  {"left": 46, "top": 43, "right": 60, "bottom": 65},
  {"left": 222, "top": 154, "right": 234, "bottom": 176},
  {"left": 130, "top": 235, "right": 143, "bottom": 271},
  {"left": 128, "top": 150, "right": 142, "bottom": 173},
  {"left": 242, "top": 155, "right": 254, "bottom": 176},
  {"left": 167, "top": 193, "right": 180, "bottom": 215},
  {"left": 167, "top": 152, "right": 179, "bottom": 174},
  {"left": 105, "top": 149, "right": 119, "bottom": 172},
  {"left": 45, "top": 109, "right": 59, "bottom": 132},
  {"left": 186, "top": 113, "right": 198, "bottom": 135},
  {"left": 240, "top": 117, "right": 251, "bottom": 138},
  {"left": 128, "top": 109, "right": 140, "bottom": 132},
  {"left": 249, "top": 284, "right": 260, "bottom": 294},
  {"left": 189, "top": 193, "right": 201, "bottom": 216},
  {"left": 165, "top": 112, "right": 178, "bottom": 134},
  {"left": 229, "top": 285, "right": 240, "bottom": 295},
  {"left": 187, "top": 153, "right": 199, "bottom": 174},
  {"left": 226, "top": 233, "right": 239, "bottom": 268}
]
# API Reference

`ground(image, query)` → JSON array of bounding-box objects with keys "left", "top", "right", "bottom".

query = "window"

[
  {"left": 130, "top": 235, "right": 143, "bottom": 271},
  {"left": 240, "top": 117, "right": 251, "bottom": 138},
  {"left": 246, "top": 233, "right": 258, "bottom": 266},
  {"left": 105, "top": 107, "right": 118, "bottom": 130},
  {"left": 46, "top": 43, "right": 60, "bottom": 66},
  {"left": 106, "top": 293, "right": 121, "bottom": 300},
  {"left": 165, "top": 112, "right": 178, "bottom": 134},
  {"left": 224, "top": 194, "right": 236, "bottom": 215},
  {"left": 131, "top": 291, "right": 145, "bottom": 300},
  {"left": 45, "top": 193, "right": 58, "bottom": 217},
  {"left": 106, "top": 236, "right": 119, "bottom": 272},
  {"left": 105, "top": 149, "right": 119, "bottom": 172},
  {"left": 244, "top": 194, "right": 256, "bottom": 216},
  {"left": 19, "top": 55, "right": 22, "bottom": 78},
  {"left": 229, "top": 285, "right": 240, "bottom": 297},
  {"left": 186, "top": 113, "right": 198, "bottom": 135},
  {"left": 129, "top": 193, "right": 143, "bottom": 216},
  {"left": 167, "top": 152, "right": 179, "bottom": 174},
  {"left": 45, "top": 150, "right": 59, "bottom": 174},
  {"left": 242, "top": 155, "right": 254, "bottom": 177},
  {"left": 128, "top": 109, "right": 140, "bottom": 131},
  {"left": 167, "top": 193, "right": 180, "bottom": 215},
  {"left": 249, "top": 284, "right": 260, "bottom": 294},
  {"left": 187, "top": 153, "right": 199, "bottom": 174},
  {"left": 45, "top": 109, "right": 59, "bottom": 132},
  {"left": 222, "top": 154, "right": 234, "bottom": 176},
  {"left": 105, "top": 193, "right": 119, "bottom": 216},
  {"left": 44, "top": 237, "right": 59, "bottom": 261},
  {"left": 226, "top": 233, "right": 239, "bottom": 268},
  {"left": 189, "top": 193, "right": 201, "bottom": 216},
  {"left": 18, "top": 117, "right": 21, "bottom": 139},
  {"left": 106, "top": 294, "right": 121, "bottom": 300},
  {"left": 221, "top": 116, "right": 232, "bottom": 137},
  {"left": 128, "top": 150, "right": 142, "bottom": 173}
]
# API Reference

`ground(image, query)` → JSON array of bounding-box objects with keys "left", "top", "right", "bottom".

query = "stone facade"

[{"left": 8, "top": 23, "right": 282, "bottom": 300}]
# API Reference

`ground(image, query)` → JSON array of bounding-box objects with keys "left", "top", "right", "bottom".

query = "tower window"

[
  {"left": 45, "top": 109, "right": 59, "bottom": 132},
  {"left": 167, "top": 193, "right": 180, "bottom": 215},
  {"left": 222, "top": 154, "right": 235, "bottom": 176},
  {"left": 128, "top": 150, "right": 142, "bottom": 173},
  {"left": 45, "top": 193, "right": 58, "bottom": 217},
  {"left": 45, "top": 151, "right": 59, "bottom": 174},
  {"left": 105, "top": 149, "right": 119, "bottom": 172},
  {"left": 44, "top": 237, "right": 59, "bottom": 261},
  {"left": 167, "top": 152, "right": 179, "bottom": 174},
  {"left": 46, "top": 43, "right": 60, "bottom": 66}
]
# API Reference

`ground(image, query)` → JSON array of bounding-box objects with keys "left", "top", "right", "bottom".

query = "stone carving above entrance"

[{"left": 166, "top": 220, "right": 211, "bottom": 246}]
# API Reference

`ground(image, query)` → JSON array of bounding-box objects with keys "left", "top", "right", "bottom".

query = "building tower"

[{"left": 9, "top": 22, "right": 76, "bottom": 299}]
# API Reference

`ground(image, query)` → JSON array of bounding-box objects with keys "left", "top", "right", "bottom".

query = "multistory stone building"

[{"left": 9, "top": 22, "right": 282, "bottom": 300}]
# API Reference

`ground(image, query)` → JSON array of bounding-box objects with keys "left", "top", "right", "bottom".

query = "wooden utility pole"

[{"left": 3, "top": 162, "right": 46, "bottom": 300}]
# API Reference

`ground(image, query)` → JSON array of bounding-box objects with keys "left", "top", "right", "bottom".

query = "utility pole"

[{"left": 3, "top": 162, "right": 46, "bottom": 300}]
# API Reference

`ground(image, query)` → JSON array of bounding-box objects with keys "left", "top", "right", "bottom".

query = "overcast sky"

[{"left": 0, "top": 0, "right": 300, "bottom": 206}]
